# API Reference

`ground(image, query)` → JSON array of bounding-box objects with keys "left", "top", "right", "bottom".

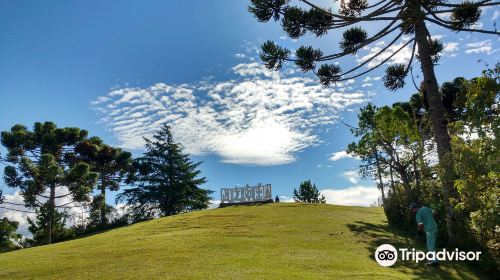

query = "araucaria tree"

[
  {"left": 1, "top": 122, "right": 98, "bottom": 244},
  {"left": 248, "top": 0, "right": 499, "bottom": 245},
  {"left": 293, "top": 180, "right": 326, "bottom": 203},
  {"left": 117, "top": 124, "right": 212, "bottom": 222},
  {"left": 75, "top": 137, "right": 131, "bottom": 226},
  {"left": 0, "top": 217, "right": 21, "bottom": 252}
]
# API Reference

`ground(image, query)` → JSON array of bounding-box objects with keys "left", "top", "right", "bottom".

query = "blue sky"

[{"left": 1, "top": 0, "right": 499, "bottom": 223}]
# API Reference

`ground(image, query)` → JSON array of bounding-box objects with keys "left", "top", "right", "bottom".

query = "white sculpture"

[{"left": 221, "top": 183, "right": 272, "bottom": 204}]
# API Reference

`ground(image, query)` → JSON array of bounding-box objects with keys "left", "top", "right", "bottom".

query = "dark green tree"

[
  {"left": 1, "top": 122, "right": 98, "bottom": 244},
  {"left": 248, "top": 0, "right": 499, "bottom": 245},
  {"left": 450, "top": 66, "right": 500, "bottom": 249},
  {"left": 26, "top": 202, "right": 74, "bottom": 246},
  {"left": 75, "top": 137, "right": 131, "bottom": 226},
  {"left": 117, "top": 124, "right": 212, "bottom": 222},
  {"left": 348, "top": 102, "right": 435, "bottom": 228},
  {"left": 293, "top": 180, "right": 326, "bottom": 203},
  {"left": 0, "top": 217, "right": 21, "bottom": 252},
  {"left": 85, "top": 195, "right": 114, "bottom": 229}
]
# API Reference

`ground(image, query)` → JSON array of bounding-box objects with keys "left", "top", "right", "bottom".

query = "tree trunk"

[
  {"left": 411, "top": 150, "right": 421, "bottom": 191},
  {"left": 374, "top": 152, "right": 387, "bottom": 208},
  {"left": 414, "top": 17, "right": 459, "bottom": 245},
  {"left": 100, "top": 177, "right": 107, "bottom": 225},
  {"left": 396, "top": 165, "right": 414, "bottom": 200},
  {"left": 47, "top": 185, "right": 55, "bottom": 245},
  {"left": 389, "top": 164, "right": 399, "bottom": 203}
]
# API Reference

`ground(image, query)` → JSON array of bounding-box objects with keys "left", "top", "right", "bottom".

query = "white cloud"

[
  {"left": 357, "top": 41, "right": 414, "bottom": 68},
  {"left": 443, "top": 42, "right": 459, "bottom": 57},
  {"left": 231, "top": 62, "right": 278, "bottom": 78},
  {"left": 465, "top": 40, "right": 498, "bottom": 55},
  {"left": 329, "top": 151, "right": 357, "bottom": 161},
  {"left": 343, "top": 170, "right": 359, "bottom": 184},
  {"left": 1, "top": 189, "right": 88, "bottom": 238},
  {"left": 320, "top": 186, "right": 381, "bottom": 207},
  {"left": 93, "top": 62, "right": 367, "bottom": 166},
  {"left": 208, "top": 200, "right": 221, "bottom": 209},
  {"left": 1, "top": 192, "right": 35, "bottom": 237},
  {"left": 431, "top": 34, "right": 443, "bottom": 40},
  {"left": 278, "top": 195, "right": 295, "bottom": 202},
  {"left": 470, "top": 22, "right": 484, "bottom": 30}
]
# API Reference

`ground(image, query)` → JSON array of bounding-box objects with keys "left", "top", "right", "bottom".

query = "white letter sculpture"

[{"left": 220, "top": 183, "right": 272, "bottom": 206}]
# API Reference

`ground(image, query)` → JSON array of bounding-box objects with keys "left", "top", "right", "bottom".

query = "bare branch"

[
  {"left": 0, "top": 206, "right": 36, "bottom": 214},
  {"left": 2, "top": 201, "right": 26, "bottom": 206},
  {"left": 425, "top": 17, "right": 500, "bottom": 34},
  {"left": 334, "top": 38, "right": 415, "bottom": 82},
  {"left": 437, "top": 0, "right": 497, "bottom": 7},
  {"left": 336, "top": 30, "right": 408, "bottom": 76},
  {"left": 299, "top": 0, "right": 402, "bottom": 22},
  {"left": 366, "top": 0, "right": 389, "bottom": 9},
  {"left": 410, "top": 67, "right": 420, "bottom": 91},
  {"left": 320, "top": 20, "right": 402, "bottom": 60},
  {"left": 404, "top": 40, "right": 417, "bottom": 76}
]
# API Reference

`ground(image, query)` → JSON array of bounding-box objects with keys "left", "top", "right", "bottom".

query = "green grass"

[{"left": 0, "top": 204, "right": 489, "bottom": 279}]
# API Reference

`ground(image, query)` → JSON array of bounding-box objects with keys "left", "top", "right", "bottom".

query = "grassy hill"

[{"left": 0, "top": 203, "right": 489, "bottom": 279}]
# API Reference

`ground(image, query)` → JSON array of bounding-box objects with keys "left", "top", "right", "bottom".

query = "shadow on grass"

[{"left": 346, "top": 221, "right": 490, "bottom": 280}]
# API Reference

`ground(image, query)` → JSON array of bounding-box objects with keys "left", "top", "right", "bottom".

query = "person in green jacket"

[{"left": 410, "top": 203, "right": 439, "bottom": 266}]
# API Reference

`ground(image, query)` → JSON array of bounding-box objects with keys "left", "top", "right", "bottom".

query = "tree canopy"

[
  {"left": 1, "top": 122, "right": 98, "bottom": 244},
  {"left": 75, "top": 137, "right": 132, "bottom": 226},
  {"left": 293, "top": 180, "right": 326, "bottom": 203}
]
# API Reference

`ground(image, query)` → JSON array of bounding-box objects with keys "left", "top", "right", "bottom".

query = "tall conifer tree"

[{"left": 117, "top": 124, "right": 212, "bottom": 222}]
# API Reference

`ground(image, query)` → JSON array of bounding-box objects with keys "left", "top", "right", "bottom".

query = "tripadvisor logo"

[
  {"left": 374, "top": 244, "right": 482, "bottom": 267},
  {"left": 375, "top": 244, "right": 398, "bottom": 266}
]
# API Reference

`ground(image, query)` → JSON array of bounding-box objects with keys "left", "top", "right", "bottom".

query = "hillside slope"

[{"left": 0, "top": 204, "right": 488, "bottom": 279}]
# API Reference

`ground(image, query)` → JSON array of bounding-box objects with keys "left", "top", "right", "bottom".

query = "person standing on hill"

[{"left": 410, "top": 203, "right": 439, "bottom": 266}]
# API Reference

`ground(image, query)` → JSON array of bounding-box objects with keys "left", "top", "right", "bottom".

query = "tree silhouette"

[{"left": 248, "top": 0, "right": 499, "bottom": 245}]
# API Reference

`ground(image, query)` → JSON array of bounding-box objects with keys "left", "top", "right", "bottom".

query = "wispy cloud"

[
  {"left": 357, "top": 39, "right": 414, "bottom": 68},
  {"left": 329, "top": 151, "right": 357, "bottom": 161},
  {"left": 465, "top": 40, "right": 498, "bottom": 55},
  {"left": 343, "top": 170, "right": 360, "bottom": 184},
  {"left": 93, "top": 62, "right": 367, "bottom": 166},
  {"left": 442, "top": 42, "right": 459, "bottom": 57}
]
